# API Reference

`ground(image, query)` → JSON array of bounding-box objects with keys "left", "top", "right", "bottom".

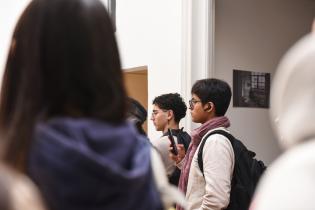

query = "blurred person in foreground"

[
  {"left": 250, "top": 20, "right": 315, "bottom": 210},
  {"left": 0, "top": 0, "right": 185, "bottom": 209},
  {"left": 0, "top": 164, "right": 45, "bottom": 210}
]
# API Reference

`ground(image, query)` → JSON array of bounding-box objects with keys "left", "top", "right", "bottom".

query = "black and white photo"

[{"left": 233, "top": 69, "right": 270, "bottom": 108}]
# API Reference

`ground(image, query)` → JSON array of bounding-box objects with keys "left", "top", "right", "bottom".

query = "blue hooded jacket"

[{"left": 28, "top": 118, "right": 162, "bottom": 210}]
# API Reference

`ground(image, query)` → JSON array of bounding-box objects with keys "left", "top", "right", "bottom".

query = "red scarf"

[{"left": 176, "top": 116, "right": 230, "bottom": 210}]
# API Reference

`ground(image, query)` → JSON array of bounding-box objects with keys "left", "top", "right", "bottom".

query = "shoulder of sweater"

[
  {"left": 203, "top": 127, "right": 230, "bottom": 139},
  {"left": 201, "top": 127, "right": 232, "bottom": 147},
  {"left": 160, "top": 135, "right": 178, "bottom": 142},
  {"left": 151, "top": 135, "right": 178, "bottom": 147},
  {"left": 199, "top": 128, "right": 234, "bottom": 160}
]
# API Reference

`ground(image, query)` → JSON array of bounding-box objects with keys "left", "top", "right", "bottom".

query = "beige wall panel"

[{"left": 124, "top": 70, "right": 148, "bottom": 133}]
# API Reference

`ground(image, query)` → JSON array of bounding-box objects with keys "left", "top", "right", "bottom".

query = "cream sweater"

[
  {"left": 184, "top": 127, "right": 234, "bottom": 210},
  {"left": 151, "top": 135, "right": 178, "bottom": 176}
]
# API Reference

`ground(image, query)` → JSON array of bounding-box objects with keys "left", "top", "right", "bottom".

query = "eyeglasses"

[
  {"left": 151, "top": 109, "right": 168, "bottom": 118},
  {"left": 189, "top": 99, "right": 201, "bottom": 109}
]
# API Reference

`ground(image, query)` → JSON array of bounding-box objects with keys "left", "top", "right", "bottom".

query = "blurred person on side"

[
  {"left": 250, "top": 21, "right": 315, "bottom": 210},
  {"left": 127, "top": 98, "right": 147, "bottom": 136},
  {"left": 0, "top": 0, "right": 185, "bottom": 209}
]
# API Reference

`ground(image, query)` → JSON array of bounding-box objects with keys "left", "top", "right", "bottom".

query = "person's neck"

[
  {"left": 200, "top": 113, "right": 217, "bottom": 124},
  {"left": 162, "top": 121, "right": 179, "bottom": 134}
]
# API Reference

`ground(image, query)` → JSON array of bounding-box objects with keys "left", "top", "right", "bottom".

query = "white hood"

[{"left": 270, "top": 32, "right": 315, "bottom": 149}]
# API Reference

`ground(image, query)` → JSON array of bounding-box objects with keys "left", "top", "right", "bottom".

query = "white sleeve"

[
  {"left": 176, "top": 158, "right": 184, "bottom": 170},
  {"left": 150, "top": 148, "right": 187, "bottom": 209},
  {"left": 200, "top": 134, "right": 234, "bottom": 210},
  {"left": 151, "top": 136, "right": 177, "bottom": 176}
]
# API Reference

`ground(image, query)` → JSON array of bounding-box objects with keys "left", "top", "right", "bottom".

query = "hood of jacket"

[
  {"left": 270, "top": 32, "right": 315, "bottom": 149},
  {"left": 28, "top": 117, "right": 162, "bottom": 210}
]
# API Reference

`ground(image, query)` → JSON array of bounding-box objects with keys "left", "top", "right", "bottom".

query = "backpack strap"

[{"left": 197, "top": 129, "right": 234, "bottom": 175}]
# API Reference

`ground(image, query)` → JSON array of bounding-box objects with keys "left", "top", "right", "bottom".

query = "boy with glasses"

[
  {"left": 151, "top": 93, "right": 190, "bottom": 186},
  {"left": 171, "top": 78, "right": 234, "bottom": 210}
]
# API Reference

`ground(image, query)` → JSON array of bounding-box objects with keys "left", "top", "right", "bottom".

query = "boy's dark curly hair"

[{"left": 152, "top": 93, "right": 187, "bottom": 123}]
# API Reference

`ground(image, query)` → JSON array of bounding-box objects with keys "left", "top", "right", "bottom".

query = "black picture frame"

[{"left": 233, "top": 69, "right": 270, "bottom": 108}]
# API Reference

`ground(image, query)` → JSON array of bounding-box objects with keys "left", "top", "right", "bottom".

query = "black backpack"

[
  {"left": 164, "top": 128, "right": 191, "bottom": 186},
  {"left": 197, "top": 130, "right": 266, "bottom": 210}
]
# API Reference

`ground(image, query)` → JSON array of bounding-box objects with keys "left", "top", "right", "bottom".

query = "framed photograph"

[{"left": 233, "top": 69, "right": 270, "bottom": 108}]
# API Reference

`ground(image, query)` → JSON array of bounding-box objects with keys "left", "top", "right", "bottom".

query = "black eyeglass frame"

[
  {"left": 151, "top": 109, "right": 169, "bottom": 118},
  {"left": 188, "top": 99, "right": 202, "bottom": 109}
]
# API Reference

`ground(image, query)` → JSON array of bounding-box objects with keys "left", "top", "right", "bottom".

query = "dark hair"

[
  {"left": 191, "top": 78, "right": 231, "bottom": 116},
  {"left": 127, "top": 98, "right": 147, "bottom": 136},
  {"left": 0, "top": 0, "right": 127, "bottom": 172},
  {"left": 152, "top": 93, "right": 187, "bottom": 123}
]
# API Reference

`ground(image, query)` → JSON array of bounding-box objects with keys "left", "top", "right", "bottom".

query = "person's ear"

[
  {"left": 203, "top": 102, "right": 213, "bottom": 112},
  {"left": 167, "top": 110, "right": 174, "bottom": 120}
]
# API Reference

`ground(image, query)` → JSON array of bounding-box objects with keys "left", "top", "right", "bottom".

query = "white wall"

[
  {"left": 215, "top": 0, "right": 315, "bottom": 164},
  {"left": 115, "top": 0, "right": 183, "bottom": 140},
  {"left": 0, "top": 0, "right": 31, "bottom": 85},
  {"left": 3, "top": 1, "right": 313, "bottom": 163},
  {"left": 0, "top": 0, "right": 183, "bottom": 141}
]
